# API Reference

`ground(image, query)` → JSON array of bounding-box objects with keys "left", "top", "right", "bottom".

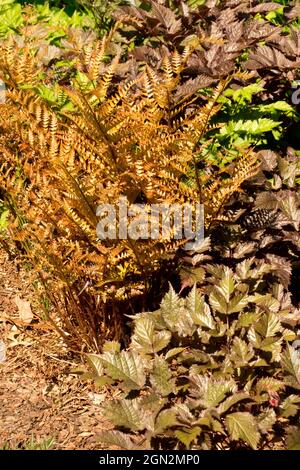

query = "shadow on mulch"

[{"left": 0, "top": 250, "right": 112, "bottom": 450}]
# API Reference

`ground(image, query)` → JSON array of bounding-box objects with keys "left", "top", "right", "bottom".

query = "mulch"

[{"left": 0, "top": 249, "right": 112, "bottom": 450}]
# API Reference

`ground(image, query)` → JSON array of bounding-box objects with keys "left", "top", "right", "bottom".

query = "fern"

[{"left": 0, "top": 27, "right": 276, "bottom": 352}]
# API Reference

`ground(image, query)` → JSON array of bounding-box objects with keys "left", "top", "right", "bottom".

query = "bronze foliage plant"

[{"left": 0, "top": 31, "right": 260, "bottom": 351}]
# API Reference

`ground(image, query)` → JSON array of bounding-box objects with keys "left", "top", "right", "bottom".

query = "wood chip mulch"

[{"left": 0, "top": 249, "right": 112, "bottom": 450}]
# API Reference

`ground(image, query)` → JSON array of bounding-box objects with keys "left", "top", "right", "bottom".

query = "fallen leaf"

[{"left": 14, "top": 296, "right": 33, "bottom": 324}]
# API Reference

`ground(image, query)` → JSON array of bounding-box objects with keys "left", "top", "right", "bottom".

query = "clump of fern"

[
  {"left": 86, "top": 262, "right": 300, "bottom": 450},
  {"left": 0, "top": 28, "right": 261, "bottom": 351}
]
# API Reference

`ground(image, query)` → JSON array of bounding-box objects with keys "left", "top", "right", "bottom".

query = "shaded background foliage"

[{"left": 0, "top": 0, "right": 299, "bottom": 450}]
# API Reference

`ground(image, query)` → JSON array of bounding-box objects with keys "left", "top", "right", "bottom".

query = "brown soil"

[{"left": 0, "top": 249, "right": 111, "bottom": 450}]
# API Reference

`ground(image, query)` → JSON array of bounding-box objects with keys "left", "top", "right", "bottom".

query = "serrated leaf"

[
  {"left": 100, "top": 350, "right": 146, "bottom": 390},
  {"left": 209, "top": 289, "right": 228, "bottom": 314},
  {"left": 186, "top": 285, "right": 215, "bottom": 329},
  {"left": 165, "top": 347, "right": 186, "bottom": 360},
  {"left": 227, "top": 293, "right": 249, "bottom": 314},
  {"left": 102, "top": 398, "right": 146, "bottom": 431},
  {"left": 196, "top": 408, "right": 224, "bottom": 433},
  {"left": 230, "top": 337, "right": 254, "bottom": 366},
  {"left": 190, "top": 375, "right": 236, "bottom": 409},
  {"left": 237, "top": 312, "right": 260, "bottom": 328},
  {"left": 173, "top": 403, "right": 195, "bottom": 426},
  {"left": 281, "top": 344, "right": 300, "bottom": 389},
  {"left": 236, "top": 258, "right": 254, "bottom": 280},
  {"left": 218, "top": 393, "right": 252, "bottom": 415},
  {"left": 160, "top": 284, "right": 184, "bottom": 330},
  {"left": 97, "top": 430, "right": 136, "bottom": 450},
  {"left": 255, "top": 312, "right": 282, "bottom": 338},
  {"left": 174, "top": 308, "right": 196, "bottom": 337},
  {"left": 179, "top": 266, "right": 206, "bottom": 290},
  {"left": 86, "top": 354, "right": 104, "bottom": 377},
  {"left": 248, "top": 293, "right": 280, "bottom": 312},
  {"left": 102, "top": 341, "right": 121, "bottom": 353},
  {"left": 280, "top": 395, "right": 300, "bottom": 418},
  {"left": 255, "top": 377, "right": 285, "bottom": 395},
  {"left": 150, "top": 356, "right": 174, "bottom": 396},
  {"left": 226, "top": 412, "right": 260, "bottom": 449},
  {"left": 175, "top": 426, "right": 201, "bottom": 449},
  {"left": 286, "top": 426, "right": 300, "bottom": 450},
  {"left": 278, "top": 192, "right": 300, "bottom": 231},
  {"left": 155, "top": 407, "right": 179, "bottom": 433},
  {"left": 131, "top": 316, "right": 171, "bottom": 354},
  {"left": 137, "top": 393, "right": 167, "bottom": 432},
  {"left": 257, "top": 409, "right": 276, "bottom": 434}
]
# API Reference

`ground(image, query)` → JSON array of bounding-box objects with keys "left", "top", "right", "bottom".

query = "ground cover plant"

[{"left": 0, "top": 0, "right": 299, "bottom": 451}]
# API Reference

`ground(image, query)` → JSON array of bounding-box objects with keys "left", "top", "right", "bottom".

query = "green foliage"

[
  {"left": 88, "top": 263, "right": 300, "bottom": 449},
  {"left": 0, "top": 203, "right": 9, "bottom": 231},
  {"left": 0, "top": 435, "right": 55, "bottom": 450},
  {"left": 0, "top": 0, "right": 299, "bottom": 450},
  {"left": 111, "top": 0, "right": 300, "bottom": 154},
  {"left": 0, "top": 1, "right": 94, "bottom": 38},
  {"left": 217, "top": 82, "right": 298, "bottom": 147},
  {"left": 0, "top": 29, "right": 262, "bottom": 350},
  {"left": 78, "top": 0, "right": 125, "bottom": 34}
]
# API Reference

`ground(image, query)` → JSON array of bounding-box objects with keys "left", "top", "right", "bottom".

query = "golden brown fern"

[{"left": 0, "top": 37, "right": 260, "bottom": 351}]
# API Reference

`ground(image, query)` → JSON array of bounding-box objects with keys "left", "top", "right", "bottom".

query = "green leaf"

[
  {"left": 131, "top": 317, "right": 171, "bottom": 354},
  {"left": 215, "top": 267, "right": 235, "bottom": 303},
  {"left": 281, "top": 344, "right": 300, "bottom": 389},
  {"left": 226, "top": 412, "right": 260, "bottom": 450},
  {"left": 280, "top": 395, "right": 300, "bottom": 418},
  {"left": 257, "top": 409, "right": 276, "bottom": 434},
  {"left": 221, "top": 118, "right": 281, "bottom": 136},
  {"left": 224, "top": 83, "right": 264, "bottom": 103},
  {"left": 86, "top": 354, "right": 104, "bottom": 377},
  {"left": 255, "top": 377, "right": 285, "bottom": 395},
  {"left": 165, "top": 347, "right": 186, "bottom": 360},
  {"left": 255, "top": 312, "right": 282, "bottom": 338},
  {"left": 100, "top": 350, "right": 146, "bottom": 390},
  {"left": 190, "top": 375, "right": 236, "bottom": 409},
  {"left": 218, "top": 393, "right": 251, "bottom": 415},
  {"left": 230, "top": 337, "right": 254, "bottom": 366},
  {"left": 160, "top": 285, "right": 184, "bottom": 330},
  {"left": 155, "top": 408, "right": 179, "bottom": 433},
  {"left": 97, "top": 430, "right": 136, "bottom": 450},
  {"left": 196, "top": 410, "right": 224, "bottom": 433},
  {"left": 209, "top": 290, "right": 228, "bottom": 314},
  {"left": 102, "top": 341, "right": 121, "bottom": 353},
  {"left": 286, "top": 427, "right": 300, "bottom": 451},
  {"left": 227, "top": 293, "right": 249, "bottom": 314},
  {"left": 237, "top": 312, "right": 260, "bottom": 328},
  {"left": 150, "top": 356, "right": 175, "bottom": 396},
  {"left": 102, "top": 398, "right": 146, "bottom": 431},
  {"left": 0, "top": 208, "right": 9, "bottom": 231},
  {"left": 186, "top": 285, "right": 215, "bottom": 329},
  {"left": 259, "top": 101, "right": 296, "bottom": 118}
]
